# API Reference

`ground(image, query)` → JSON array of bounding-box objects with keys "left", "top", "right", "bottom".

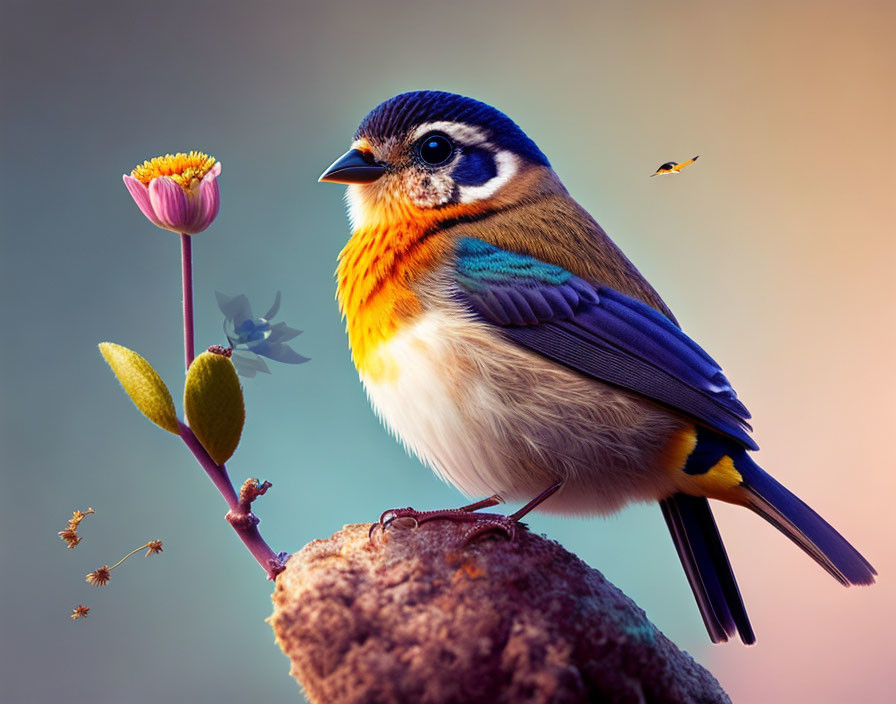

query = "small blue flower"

[{"left": 216, "top": 291, "right": 309, "bottom": 377}]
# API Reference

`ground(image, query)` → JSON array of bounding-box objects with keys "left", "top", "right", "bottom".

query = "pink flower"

[{"left": 122, "top": 151, "right": 221, "bottom": 235}]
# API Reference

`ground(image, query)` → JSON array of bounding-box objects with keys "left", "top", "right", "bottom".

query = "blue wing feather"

[{"left": 454, "top": 238, "right": 756, "bottom": 449}]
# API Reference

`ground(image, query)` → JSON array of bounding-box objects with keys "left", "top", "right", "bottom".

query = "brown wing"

[{"left": 440, "top": 166, "right": 679, "bottom": 324}]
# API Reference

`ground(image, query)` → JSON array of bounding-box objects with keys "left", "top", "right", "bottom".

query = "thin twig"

[
  {"left": 178, "top": 422, "right": 285, "bottom": 579},
  {"left": 108, "top": 543, "right": 153, "bottom": 570}
]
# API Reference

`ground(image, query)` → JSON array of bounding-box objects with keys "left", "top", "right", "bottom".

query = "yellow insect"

[{"left": 651, "top": 155, "right": 699, "bottom": 176}]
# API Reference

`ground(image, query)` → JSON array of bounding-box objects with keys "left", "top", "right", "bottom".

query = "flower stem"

[
  {"left": 178, "top": 421, "right": 285, "bottom": 579},
  {"left": 108, "top": 543, "right": 153, "bottom": 571},
  {"left": 181, "top": 233, "right": 195, "bottom": 371}
]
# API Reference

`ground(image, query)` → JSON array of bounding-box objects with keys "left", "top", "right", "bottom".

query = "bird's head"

[{"left": 319, "top": 91, "right": 552, "bottom": 230}]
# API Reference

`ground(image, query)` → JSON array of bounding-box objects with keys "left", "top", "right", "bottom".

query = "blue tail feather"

[
  {"left": 736, "top": 456, "right": 876, "bottom": 586},
  {"left": 660, "top": 493, "right": 755, "bottom": 644}
]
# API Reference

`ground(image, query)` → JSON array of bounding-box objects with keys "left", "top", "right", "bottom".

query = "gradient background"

[{"left": 2, "top": 1, "right": 894, "bottom": 702}]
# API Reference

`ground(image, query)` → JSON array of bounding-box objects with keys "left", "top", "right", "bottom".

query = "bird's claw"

[
  {"left": 460, "top": 516, "right": 518, "bottom": 545},
  {"left": 369, "top": 495, "right": 515, "bottom": 545},
  {"left": 378, "top": 507, "right": 417, "bottom": 528}
]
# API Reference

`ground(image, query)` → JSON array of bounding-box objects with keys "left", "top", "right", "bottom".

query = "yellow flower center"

[{"left": 130, "top": 151, "right": 217, "bottom": 190}]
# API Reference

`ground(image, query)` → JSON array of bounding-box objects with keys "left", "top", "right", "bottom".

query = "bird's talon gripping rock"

[
  {"left": 370, "top": 505, "right": 525, "bottom": 546},
  {"left": 462, "top": 518, "right": 517, "bottom": 546},
  {"left": 378, "top": 508, "right": 413, "bottom": 527}
]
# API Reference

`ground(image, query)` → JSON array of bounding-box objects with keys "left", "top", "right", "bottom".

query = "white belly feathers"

[{"left": 360, "top": 307, "right": 684, "bottom": 515}]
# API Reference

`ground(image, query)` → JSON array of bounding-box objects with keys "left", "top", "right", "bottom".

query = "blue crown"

[{"left": 356, "top": 91, "right": 550, "bottom": 167}]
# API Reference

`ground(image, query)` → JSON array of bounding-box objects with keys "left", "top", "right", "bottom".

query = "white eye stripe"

[
  {"left": 411, "top": 121, "right": 489, "bottom": 147},
  {"left": 457, "top": 150, "right": 518, "bottom": 203}
]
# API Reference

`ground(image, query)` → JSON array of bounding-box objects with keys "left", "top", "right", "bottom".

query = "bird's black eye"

[{"left": 417, "top": 133, "right": 454, "bottom": 166}]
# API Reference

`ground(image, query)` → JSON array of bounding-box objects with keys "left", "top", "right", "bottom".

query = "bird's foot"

[
  {"left": 379, "top": 507, "right": 518, "bottom": 544},
  {"left": 371, "top": 482, "right": 563, "bottom": 546},
  {"left": 370, "top": 494, "right": 505, "bottom": 542}
]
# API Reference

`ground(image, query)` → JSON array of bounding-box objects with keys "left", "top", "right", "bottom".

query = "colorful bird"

[
  {"left": 651, "top": 155, "right": 699, "bottom": 176},
  {"left": 319, "top": 91, "right": 875, "bottom": 644}
]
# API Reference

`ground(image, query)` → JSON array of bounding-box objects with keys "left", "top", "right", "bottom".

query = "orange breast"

[{"left": 336, "top": 198, "right": 487, "bottom": 376}]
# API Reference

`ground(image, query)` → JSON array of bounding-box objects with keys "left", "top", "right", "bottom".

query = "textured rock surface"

[{"left": 270, "top": 520, "right": 730, "bottom": 704}]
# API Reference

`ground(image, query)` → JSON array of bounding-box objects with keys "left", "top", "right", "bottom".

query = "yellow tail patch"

[
  {"left": 683, "top": 455, "right": 744, "bottom": 504},
  {"left": 661, "top": 426, "right": 699, "bottom": 472},
  {"left": 662, "top": 425, "right": 746, "bottom": 504}
]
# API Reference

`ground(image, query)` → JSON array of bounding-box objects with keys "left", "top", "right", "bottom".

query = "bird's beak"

[{"left": 318, "top": 149, "right": 386, "bottom": 184}]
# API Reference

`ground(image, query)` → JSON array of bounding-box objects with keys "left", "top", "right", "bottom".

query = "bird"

[
  {"left": 651, "top": 156, "right": 699, "bottom": 176},
  {"left": 318, "top": 90, "right": 875, "bottom": 644}
]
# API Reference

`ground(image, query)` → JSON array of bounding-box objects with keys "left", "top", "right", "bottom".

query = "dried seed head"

[
  {"left": 58, "top": 528, "right": 82, "bottom": 549},
  {"left": 144, "top": 540, "right": 164, "bottom": 557},
  {"left": 59, "top": 508, "right": 94, "bottom": 548},
  {"left": 68, "top": 508, "right": 95, "bottom": 531},
  {"left": 86, "top": 566, "right": 111, "bottom": 587}
]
